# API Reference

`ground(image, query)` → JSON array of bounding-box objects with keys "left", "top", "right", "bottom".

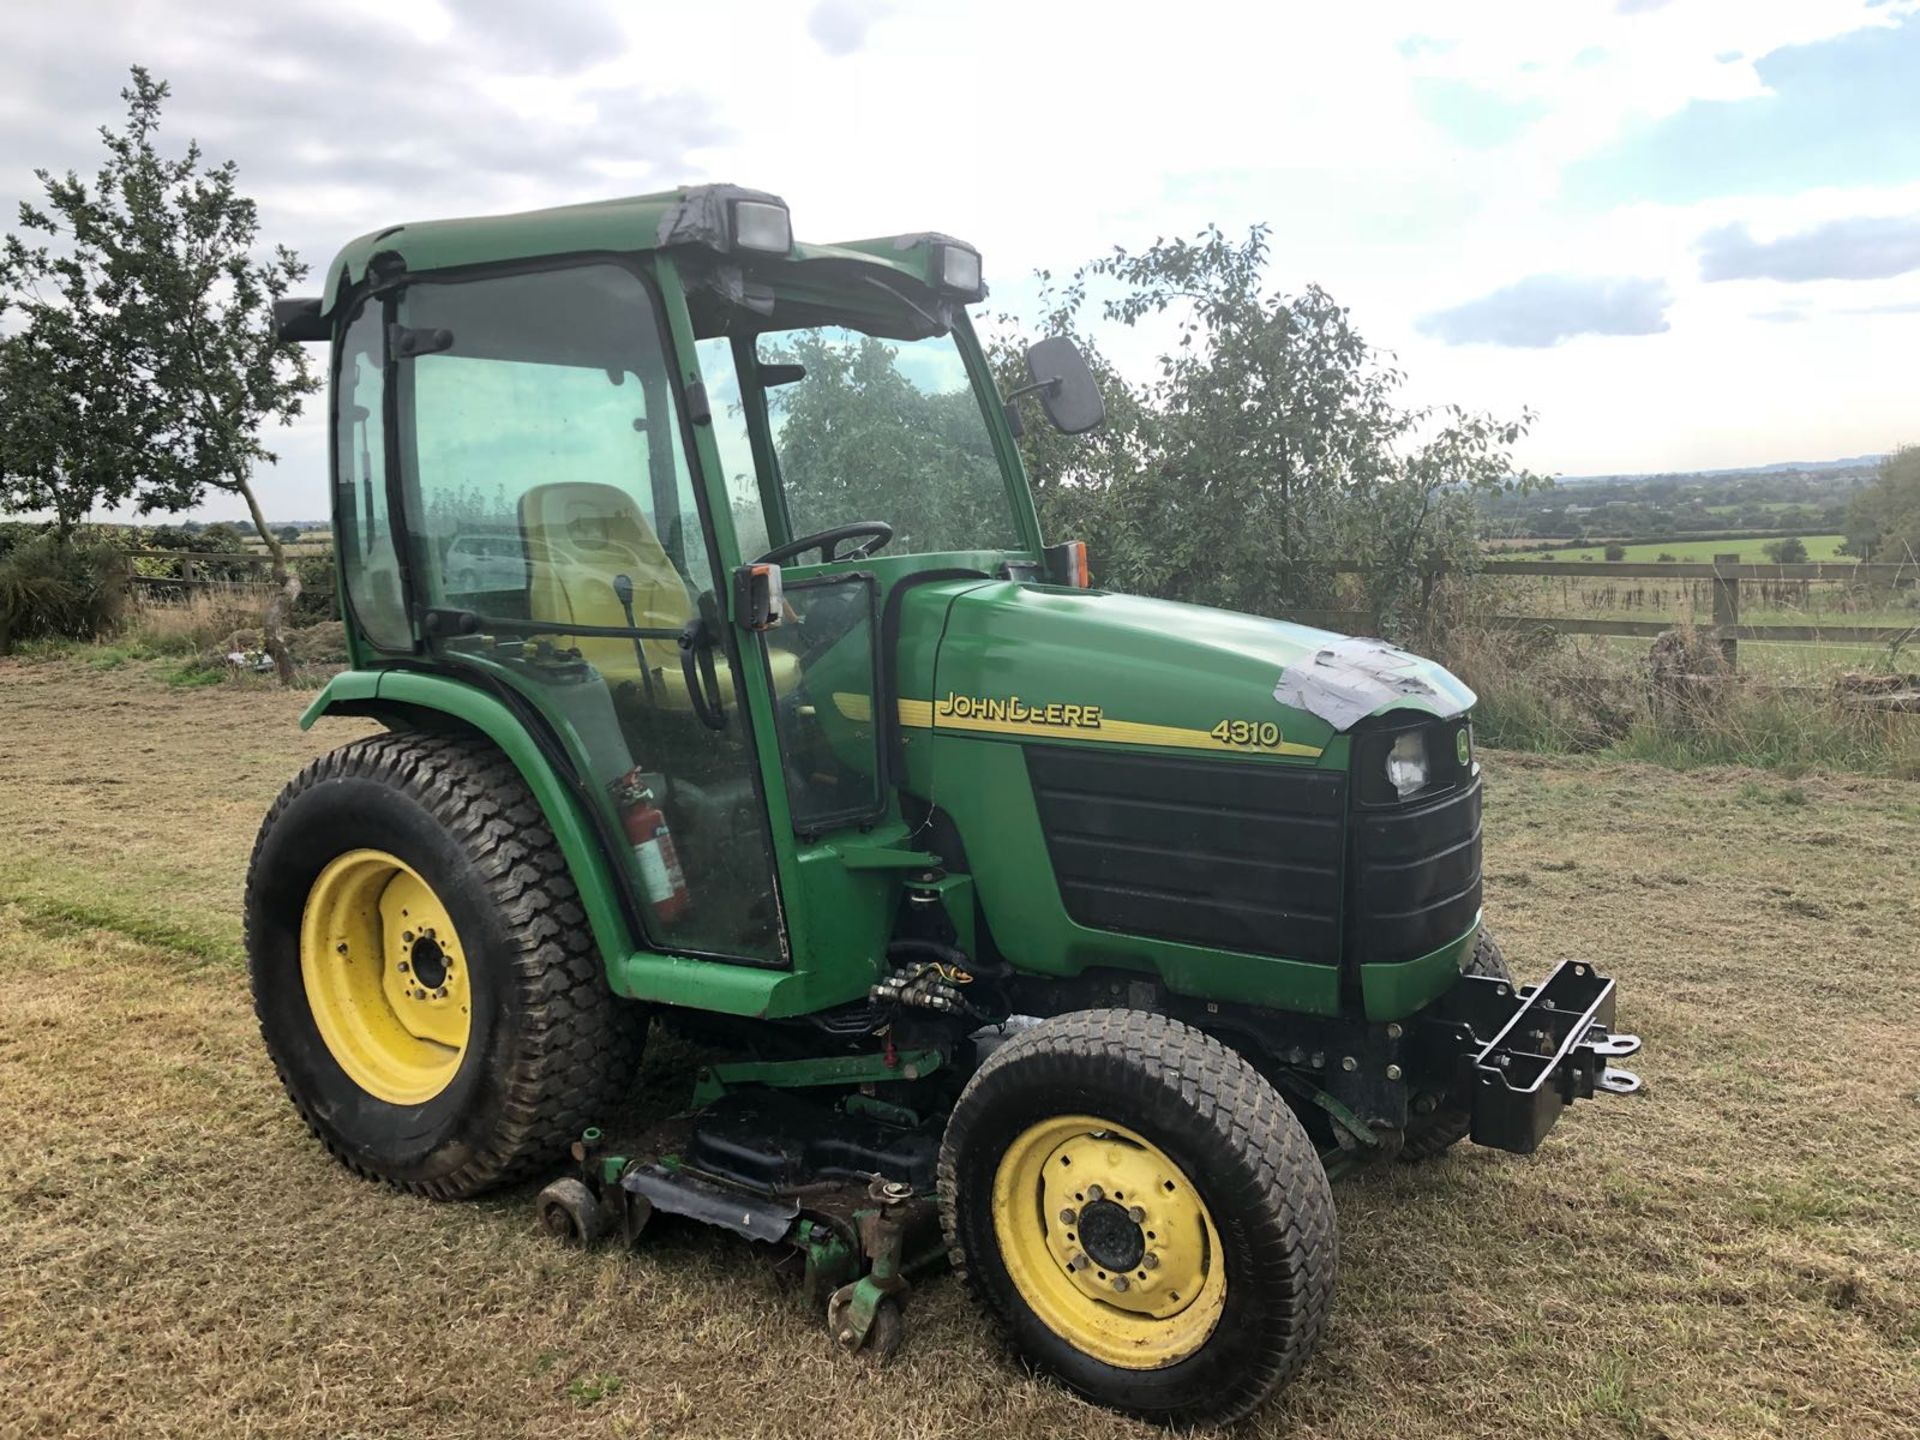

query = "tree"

[
  {"left": 1604, "top": 543, "right": 1626, "bottom": 562},
  {"left": 276, "top": 524, "right": 303, "bottom": 545},
  {"left": 1762, "top": 536, "right": 1808, "bottom": 564},
  {"left": 990, "top": 225, "right": 1538, "bottom": 637},
  {"left": 1842, "top": 446, "right": 1920, "bottom": 562},
  {"left": 0, "top": 69, "right": 317, "bottom": 680}
]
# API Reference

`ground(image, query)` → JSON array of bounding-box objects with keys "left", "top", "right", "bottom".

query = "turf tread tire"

[
  {"left": 1399, "top": 927, "right": 1512, "bottom": 1161},
  {"left": 246, "top": 731, "right": 642, "bottom": 1200},
  {"left": 938, "top": 1009, "right": 1336, "bottom": 1426}
]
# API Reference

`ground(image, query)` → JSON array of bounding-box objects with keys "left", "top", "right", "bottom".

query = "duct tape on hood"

[{"left": 1273, "top": 636, "right": 1475, "bottom": 731}]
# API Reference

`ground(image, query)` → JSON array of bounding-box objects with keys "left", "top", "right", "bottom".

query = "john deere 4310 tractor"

[{"left": 257, "top": 185, "right": 1640, "bottom": 1425}]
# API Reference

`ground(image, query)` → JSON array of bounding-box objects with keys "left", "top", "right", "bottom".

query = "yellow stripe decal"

[{"left": 832, "top": 693, "right": 1322, "bottom": 759}]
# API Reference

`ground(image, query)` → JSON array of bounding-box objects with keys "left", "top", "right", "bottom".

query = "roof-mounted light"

[
  {"left": 929, "top": 240, "right": 985, "bottom": 301},
  {"left": 731, "top": 198, "right": 792, "bottom": 255}
]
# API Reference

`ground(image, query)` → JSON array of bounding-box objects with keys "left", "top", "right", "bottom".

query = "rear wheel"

[
  {"left": 1401, "top": 926, "right": 1513, "bottom": 1161},
  {"left": 939, "top": 1010, "right": 1336, "bottom": 1426},
  {"left": 246, "top": 731, "right": 642, "bottom": 1198}
]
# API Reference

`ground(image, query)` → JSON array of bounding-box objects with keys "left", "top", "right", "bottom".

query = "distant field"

[{"left": 1529, "top": 535, "right": 1853, "bottom": 564}]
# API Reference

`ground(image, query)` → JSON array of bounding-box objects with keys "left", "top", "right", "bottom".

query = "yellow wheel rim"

[
  {"left": 299, "top": 849, "right": 473, "bottom": 1106},
  {"left": 992, "top": 1114, "right": 1227, "bottom": 1370}
]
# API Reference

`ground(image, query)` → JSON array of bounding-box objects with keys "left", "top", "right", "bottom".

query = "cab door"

[{"left": 389, "top": 259, "right": 787, "bottom": 965}]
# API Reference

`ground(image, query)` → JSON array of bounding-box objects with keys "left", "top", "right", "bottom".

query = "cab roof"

[{"left": 317, "top": 183, "right": 980, "bottom": 319}]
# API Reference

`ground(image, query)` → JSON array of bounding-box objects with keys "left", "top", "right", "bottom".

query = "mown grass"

[{"left": 3, "top": 654, "right": 1919, "bottom": 1438}]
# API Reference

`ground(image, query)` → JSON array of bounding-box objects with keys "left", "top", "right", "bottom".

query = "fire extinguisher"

[{"left": 611, "top": 769, "right": 690, "bottom": 923}]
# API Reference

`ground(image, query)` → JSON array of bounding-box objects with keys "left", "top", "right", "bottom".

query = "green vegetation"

[
  {"left": 0, "top": 69, "right": 316, "bottom": 679},
  {"left": 995, "top": 225, "right": 1538, "bottom": 639},
  {"left": 0, "top": 533, "right": 127, "bottom": 654},
  {"left": 1844, "top": 445, "right": 1920, "bottom": 562}
]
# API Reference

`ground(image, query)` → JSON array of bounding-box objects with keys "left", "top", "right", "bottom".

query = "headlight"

[
  {"left": 1386, "top": 730, "right": 1430, "bottom": 799},
  {"left": 731, "top": 199, "right": 792, "bottom": 254}
]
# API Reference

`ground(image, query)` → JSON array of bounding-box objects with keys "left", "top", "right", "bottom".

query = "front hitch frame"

[{"left": 1419, "top": 959, "right": 1642, "bottom": 1154}]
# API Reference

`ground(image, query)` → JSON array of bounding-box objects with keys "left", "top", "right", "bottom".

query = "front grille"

[
  {"left": 1025, "top": 747, "right": 1347, "bottom": 964},
  {"left": 1348, "top": 775, "right": 1482, "bottom": 965}
]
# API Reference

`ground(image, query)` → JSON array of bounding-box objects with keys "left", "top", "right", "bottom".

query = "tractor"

[{"left": 256, "top": 184, "right": 1640, "bottom": 1426}]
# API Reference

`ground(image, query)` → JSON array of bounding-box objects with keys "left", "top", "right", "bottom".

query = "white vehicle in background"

[{"left": 443, "top": 533, "right": 530, "bottom": 595}]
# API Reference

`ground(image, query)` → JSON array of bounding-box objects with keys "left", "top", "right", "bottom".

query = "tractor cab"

[
  {"left": 261, "top": 185, "right": 1639, "bottom": 1426},
  {"left": 305, "top": 188, "right": 1082, "bottom": 970}
]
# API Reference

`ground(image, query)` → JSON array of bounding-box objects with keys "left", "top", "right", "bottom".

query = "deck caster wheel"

[
  {"left": 826, "top": 1288, "right": 906, "bottom": 1363},
  {"left": 538, "top": 1177, "right": 607, "bottom": 1245}
]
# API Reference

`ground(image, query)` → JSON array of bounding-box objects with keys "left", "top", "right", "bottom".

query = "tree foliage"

[
  {"left": 1761, "top": 535, "right": 1809, "bottom": 564},
  {"left": 0, "top": 68, "right": 316, "bottom": 678},
  {"left": 992, "top": 225, "right": 1538, "bottom": 639},
  {"left": 1843, "top": 446, "right": 1920, "bottom": 563}
]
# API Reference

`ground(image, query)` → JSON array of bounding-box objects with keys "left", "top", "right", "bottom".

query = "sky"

[{"left": 3, "top": 0, "right": 1918, "bottom": 522}]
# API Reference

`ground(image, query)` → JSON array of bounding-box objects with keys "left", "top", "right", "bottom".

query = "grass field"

[
  {"left": 3, "top": 655, "right": 1918, "bottom": 1439},
  {"left": 1536, "top": 535, "right": 1853, "bottom": 563}
]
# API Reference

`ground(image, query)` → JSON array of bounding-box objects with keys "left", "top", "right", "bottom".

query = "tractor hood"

[{"left": 920, "top": 582, "right": 1475, "bottom": 761}]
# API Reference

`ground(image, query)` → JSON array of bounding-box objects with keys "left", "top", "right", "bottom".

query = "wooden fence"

[{"left": 1298, "top": 555, "right": 1919, "bottom": 670}]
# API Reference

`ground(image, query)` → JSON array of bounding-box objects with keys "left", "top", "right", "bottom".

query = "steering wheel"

[{"left": 754, "top": 521, "right": 893, "bottom": 566}]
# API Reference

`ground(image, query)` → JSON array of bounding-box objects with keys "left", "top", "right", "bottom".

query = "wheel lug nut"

[
  {"left": 1112, "top": 1275, "right": 1129, "bottom": 1292},
  {"left": 335, "top": 942, "right": 348, "bottom": 956},
  {"left": 1085, "top": 1184, "right": 1104, "bottom": 1203},
  {"left": 1127, "top": 1205, "right": 1144, "bottom": 1223},
  {"left": 402, "top": 931, "right": 415, "bottom": 944},
  {"left": 1069, "top": 1252, "right": 1089, "bottom": 1271},
  {"left": 398, "top": 961, "right": 410, "bottom": 973},
  {"left": 1142, "top": 1253, "right": 1159, "bottom": 1270},
  {"left": 434, "top": 987, "right": 449, "bottom": 999},
  {"left": 1059, "top": 1208, "right": 1078, "bottom": 1225}
]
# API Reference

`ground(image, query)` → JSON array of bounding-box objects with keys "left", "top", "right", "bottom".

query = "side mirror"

[
  {"left": 732, "top": 562, "right": 785, "bottom": 632},
  {"left": 1024, "top": 336, "right": 1105, "bottom": 435}
]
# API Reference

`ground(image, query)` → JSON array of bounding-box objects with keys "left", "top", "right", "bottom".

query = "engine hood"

[{"left": 918, "top": 582, "right": 1475, "bottom": 761}]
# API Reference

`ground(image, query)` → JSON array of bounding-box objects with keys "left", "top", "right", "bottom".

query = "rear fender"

[{"left": 300, "top": 670, "right": 634, "bottom": 969}]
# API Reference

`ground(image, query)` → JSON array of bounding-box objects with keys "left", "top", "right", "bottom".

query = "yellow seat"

[{"left": 519, "top": 481, "right": 799, "bottom": 709}]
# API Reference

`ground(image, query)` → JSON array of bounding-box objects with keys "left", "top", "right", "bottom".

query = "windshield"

[{"left": 757, "top": 327, "right": 1020, "bottom": 557}]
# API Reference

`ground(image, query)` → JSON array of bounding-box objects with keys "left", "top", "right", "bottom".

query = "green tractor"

[{"left": 257, "top": 185, "right": 1640, "bottom": 1426}]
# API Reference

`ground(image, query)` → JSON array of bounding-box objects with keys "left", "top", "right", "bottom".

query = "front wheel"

[
  {"left": 245, "top": 732, "right": 643, "bottom": 1198},
  {"left": 939, "top": 1010, "right": 1336, "bottom": 1427}
]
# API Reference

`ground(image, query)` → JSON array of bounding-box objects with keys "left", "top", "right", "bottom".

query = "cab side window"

[{"left": 334, "top": 301, "right": 410, "bottom": 651}]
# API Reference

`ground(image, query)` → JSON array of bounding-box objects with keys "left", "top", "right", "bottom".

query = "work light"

[
  {"left": 934, "top": 242, "right": 984, "bottom": 299},
  {"left": 1386, "top": 730, "right": 1430, "bottom": 799},
  {"left": 731, "top": 199, "right": 792, "bottom": 254}
]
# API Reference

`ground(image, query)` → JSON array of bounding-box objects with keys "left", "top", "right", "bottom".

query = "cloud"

[
  {"left": 0, "top": 1, "right": 727, "bottom": 280},
  {"left": 1615, "top": 0, "right": 1670, "bottom": 12},
  {"left": 1699, "top": 215, "right": 1920, "bottom": 283},
  {"left": 806, "top": 0, "right": 891, "bottom": 56},
  {"left": 441, "top": 0, "right": 626, "bottom": 74},
  {"left": 1842, "top": 299, "right": 1920, "bottom": 315},
  {"left": 1751, "top": 306, "right": 1809, "bottom": 324},
  {"left": 1417, "top": 274, "right": 1673, "bottom": 347},
  {"left": 1411, "top": 78, "right": 1547, "bottom": 149},
  {"left": 1394, "top": 34, "right": 1453, "bottom": 59},
  {"left": 1565, "top": 13, "right": 1920, "bottom": 205}
]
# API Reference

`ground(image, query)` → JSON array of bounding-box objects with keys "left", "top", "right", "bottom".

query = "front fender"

[{"left": 301, "top": 669, "right": 635, "bottom": 969}]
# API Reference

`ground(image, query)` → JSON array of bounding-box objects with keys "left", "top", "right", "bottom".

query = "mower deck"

[{"left": 539, "top": 1086, "right": 945, "bottom": 1359}]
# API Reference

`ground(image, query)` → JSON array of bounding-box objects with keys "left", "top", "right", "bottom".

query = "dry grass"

[
  {"left": 123, "top": 586, "right": 276, "bottom": 656},
  {"left": 2, "top": 655, "right": 1918, "bottom": 1439}
]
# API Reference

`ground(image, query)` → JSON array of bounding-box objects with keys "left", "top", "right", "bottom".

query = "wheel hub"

[
  {"left": 299, "top": 849, "right": 473, "bottom": 1105},
  {"left": 1073, "top": 1199, "right": 1145, "bottom": 1274},
  {"left": 991, "top": 1114, "right": 1228, "bottom": 1370}
]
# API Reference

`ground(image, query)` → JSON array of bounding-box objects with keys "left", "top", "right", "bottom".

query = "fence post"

[{"left": 1712, "top": 553, "right": 1739, "bottom": 671}]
